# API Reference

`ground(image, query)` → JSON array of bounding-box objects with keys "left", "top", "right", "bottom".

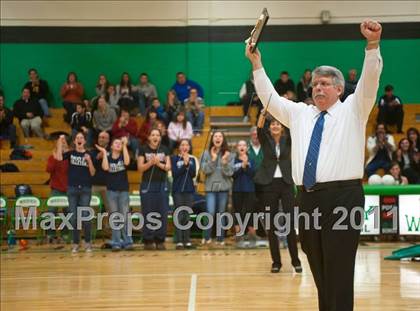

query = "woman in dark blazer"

[{"left": 254, "top": 115, "right": 302, "bottom": 273}]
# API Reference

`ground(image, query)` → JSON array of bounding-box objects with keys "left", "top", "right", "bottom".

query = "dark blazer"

[{"left": 254, "top": 126, "right": 293, "bottom": 185}]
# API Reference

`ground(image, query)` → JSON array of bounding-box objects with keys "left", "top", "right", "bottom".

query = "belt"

[{"left": 297, "top": 179, "right": 362, "bottom": 193}]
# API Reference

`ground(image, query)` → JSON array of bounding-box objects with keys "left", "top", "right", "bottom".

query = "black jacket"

[
  {"left": 13, "top": 98, "right": 43, "bottom": 121},
  {"left": 254, "top": 126, "right": 293, "bottom": 186}
]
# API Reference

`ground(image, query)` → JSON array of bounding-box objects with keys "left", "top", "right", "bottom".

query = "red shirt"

[
  {"left": 46, "top": 155, "right": 69, "bottom": 193},
  {"left": 111, "top": 118, "right": 138, "bottom": 139}
]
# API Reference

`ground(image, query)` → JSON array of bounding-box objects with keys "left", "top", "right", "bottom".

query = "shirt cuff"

[{"left": 365, "top": 46, "right": 380, "bottom": 56}]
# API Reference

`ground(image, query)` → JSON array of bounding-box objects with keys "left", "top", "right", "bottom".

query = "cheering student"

[
  {"left": 137, "top": 128, "right": 171, "bottom": 250},
  {"left": 232, "top": 140, "right": 257, "bottom": 248},
  {"left": 96, "top": 136, "right": 133, "bottom": 251},
  {"left": 55, "top": 132, "right": 95, "bottom": 253},
  {"left": 171, "top": 139, "right": 197, "bottom": 249},
  {"left": 200, "top": 131, "right": 234, "bottom": 245}
]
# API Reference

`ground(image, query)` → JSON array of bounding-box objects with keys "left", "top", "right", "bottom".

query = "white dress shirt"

[
  {"left": 253, "top": 48, "right": 383, "bottom": 185},
  {"left": 274, "top": 143, "right": 283, "bottom": 178}
]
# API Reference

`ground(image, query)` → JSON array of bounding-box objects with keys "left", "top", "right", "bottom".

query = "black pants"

[
  {"left": 297, "top": 184, "right": 364, "bottom": 311},
  {"left": 63, "top": 101, "right": 76, "bottom": 124},
  {"left": 256, "top": 178, "right": 301, "bottom": 267},
  {"left": 377, "top": 105, "right": 404, "bottom": 132}
]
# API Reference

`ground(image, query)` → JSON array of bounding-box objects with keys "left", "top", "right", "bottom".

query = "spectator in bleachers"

[
  {"left": 377, "top": 84, "right": 404, "bottom": 133},
  {"left": 407, "top": 127, "right": 420, "bottom": 153},
  {"left": 116, "top": 72, "right": 136, "bottom": 112},
  {"left": 201, "top": 131, "right": 234, "bottom": 245},
  {"left": 151, "top": 98, "right": 168, "bottom": 124},
  {"left": 342, "top": 69, "right": 358, "bottom": 101},
  {"left": 274, "top": 71, "right": 295, "bottom": 96},
  {"left": 136, "top": 73, "right": 158, "bottom": 114},
  {"left": 61, "top": 72, "right": 84, "bottom": 123},
  {"left": 184, "top": 88, "right": 205, "bottom": 135},
  {"left": 239, "top": 73, "right": 263, "bottom": 123},
  {"left": 55, "top": 132, "right": 95, "bottom": 253},
  {"left": 93, "top": 95, "right": 117, "bottom": 136},
  {"left": 13, "top": 87, "right": 44, "bottom": 138},
  {"left": 232, "top": 140, "right": 257, "bottom": 248},
  {"left": 366, "top": 123, "right": 396, "bottom": 177},
  {"left": 138, "top": 107, "right": 159, "bottom": 145},
  {"left": 296, "top": 69, "right": 312, "bottom": 103},
  {"left": 171, "top": 139, "right": 196, "bottom": 249},
  {"left": 71, "top": 102, "right": 93, "bottom": 147},
  {"left": 24, "top": 68, "right": 51, "bottom": 117},
  {"left": 95, "top": 74, "right": 109, "bottom": 97},
  {"left": 91, "top": 131, "right": 110, "bottom": 213},
  {"left": 168, "top": 110, "right": 193, "bottom": 152},
  {"left": 389, "top": 161, "right": 409, "bottom": 185},
  {"left": 46, "top": 135, "right": 70, "bottom": 243},
  {"left": 137, "top": 128, "right": 171, "bottom": 250},
  {"left": 106, "top": 84, "right": 119, "bottom": 113},
  {"left": 111, "top": 108, "right": 139, "bottom": 154},
  {"left": 155, "top": 120, "right": 170, "bottom": 149},
  {"left": 393, "top": 138, "right": 419, "bottom": 184},
  {"left": 248, "top": 126, "right": 263, "bottom": 170},
  {"left": 165, "top": 89, "right": 181, "bottom": 124},
  {"left": 172, "top": 72, "right": 204, "bottom": 102},
  {"left": 0, "top": 95, "right": 17, "bottom": 148},
  {"left": 97, "top": 136, "right": 133, "bottom": 251}
]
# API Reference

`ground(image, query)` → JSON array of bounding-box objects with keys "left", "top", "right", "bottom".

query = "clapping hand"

[{"left": 221, "top": 151, "right": 231, "bottom": 164}]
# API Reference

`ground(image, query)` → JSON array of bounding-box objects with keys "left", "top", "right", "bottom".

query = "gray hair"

[
  {"left": 312, "top": 66, "right": 345, "bottom": 88},
  {"left": 250, "top": 126, "right": 257, "bottom": 133}
]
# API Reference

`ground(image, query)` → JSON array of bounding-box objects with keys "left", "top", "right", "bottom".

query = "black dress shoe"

[
  {"left": 271, "top": 264, "right": 281, "bottom": 273},
  {"left": 294, "top": 265, "right": 303, "bottom": 273}
]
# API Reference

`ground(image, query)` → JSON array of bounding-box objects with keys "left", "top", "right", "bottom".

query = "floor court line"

[{"left": 188, "top": 274, "right": 197, "bottom": 311}]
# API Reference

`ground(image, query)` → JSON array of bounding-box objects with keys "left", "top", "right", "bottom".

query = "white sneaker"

[
  {"left": 201, "top": 238, "right": 212, "bottom": 245},
  {"left": 71, "top": 244, "right": 79, "bottom": 254},
  {"left": 243, "top": 116, "right": 249, "bottom": 123},
  {"left": 85, "top": 243, "right": 92, "bottom": 253}
]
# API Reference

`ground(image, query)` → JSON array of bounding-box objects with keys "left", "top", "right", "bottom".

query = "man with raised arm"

[{"left": 246, "top": 20, "right": 383, "bottom": 311}]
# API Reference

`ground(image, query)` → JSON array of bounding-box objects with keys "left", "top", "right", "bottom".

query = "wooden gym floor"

[{"left": 1, "top": 243, "right": 419, "bottom": 310}]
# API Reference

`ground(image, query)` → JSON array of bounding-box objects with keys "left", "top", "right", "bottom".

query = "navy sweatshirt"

[
  {"left": 232, "top": 157, "right": 256, "bottom": 192},
  {"left": 171, "top": 155, "right": 197, "bottom": 193}
]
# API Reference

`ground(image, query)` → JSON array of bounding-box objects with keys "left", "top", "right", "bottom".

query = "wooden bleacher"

[{"left": 1, "top": 104, "right": 418, "bottom": 197}]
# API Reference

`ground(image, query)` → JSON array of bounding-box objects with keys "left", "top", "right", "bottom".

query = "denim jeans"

[
  {"left": 365, "top": 158, "right": 391, "bottom": 177},
  {"left": 205, "top": 191, "right": 229, "bottom": 242},
  {"left": 187, "top": 111, "right": 204, "bottom": 133},
  {"left": 67, "top": 186, "right": 92, "bottom": 244},
  {"left": 0, "top": 124, "right": 17, "bottom": 147},
  {"left": 173, "top": 193, "right": 194, "bottom": 244},
  {"left": 106, "top": 190, "right": 133, "bottom": 248},
  {"left": 38, "top": 98, "right": 50, "bottom": 117}
]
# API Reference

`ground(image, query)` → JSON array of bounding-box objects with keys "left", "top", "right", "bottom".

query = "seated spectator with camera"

[
  {"left": 366, "top": 123, "right": 396, "bottom": 177},
  {"left": 24, "top": 68, "right": 51, "bottom": 117},
  {"left": 184, "top": 88, "right": 205, "bottom": 136}
]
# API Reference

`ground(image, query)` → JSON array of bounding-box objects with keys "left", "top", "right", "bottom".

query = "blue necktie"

[{"left": 303, "top": 111, "right": 327, "bottom": 189}]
